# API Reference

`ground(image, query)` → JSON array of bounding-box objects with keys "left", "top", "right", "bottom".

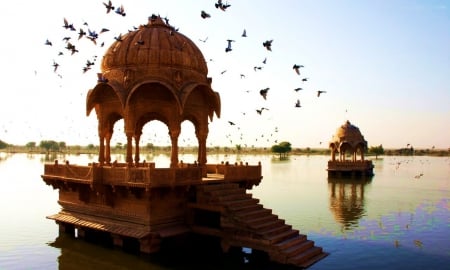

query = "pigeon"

[
  {"left": 225, "top": 39, "right": 234, "bottom": 52},
  {"left": 293, "top": 64, "right": 304, "bottom": 75},
  {"left": 52, "top": 61, "right": 59, "bottom": 72},
  {"left": 45, "top": 39, "right": 52, "bottom": 46},
  {"left": 317, "top": 90, "right": 327, "bottom": 97},
  {"left": 115, "top": 5, "right": 126, "bottom": 16},
  {"left": 302, "top": 77, "right": 309, "bottom": 82},
  {"left": 201, "top": 10, "right": 211, "bottom": 19},
  {"left": 294, "top": 87, "right": 303, "bottom": 92},
  {"left": 295, "top": 99, "right": 301, "bottom": 107},
  {"left": 263, "top": 39, "right": 273, "bottom": 51},
  {"left": 242, "top": 29, "right": 247, "bottom": 37},
  {"left": 215, "top": 0, "right": 231, "bottom": 11},
  {"left": 63, "top": 18, "right": 76, "bottom": 31},
  {"left": 103, "top": 1, "right": 114, "bottom": 13},
  {"left": 259, "top": 88, "right": 269, "bottom": 100},
  {"left": 256, "top": 107, "right": 269, "bottom": 115}
]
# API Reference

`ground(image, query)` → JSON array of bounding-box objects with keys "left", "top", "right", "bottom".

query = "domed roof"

[
  {"left": 100, "top": 15, "right": 208, "bottom": 86},
  {"left": 330, "top": 120, "right": 366, "bottom": 146}
]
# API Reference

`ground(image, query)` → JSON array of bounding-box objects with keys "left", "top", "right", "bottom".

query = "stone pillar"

[
  {"left": 126, "top": 132, "right": 133, "bottom": 165},
  {"left": 331, "top": 148, "right": 336, "bottom": 161},
  {"left": 98, "top": 134, "right": 105, "bottom": 165},
  {"left": 134, "top": 132, "right": 141, "bottom": 164},
  {"left": 196, "top": 130, "right": 208, "bottom": 166},
  {"left": 105, "top": 131, "right": 112, "bottom": 165},
  {"left": 169, "top": 128, "right": 180, "bottom": 168}
]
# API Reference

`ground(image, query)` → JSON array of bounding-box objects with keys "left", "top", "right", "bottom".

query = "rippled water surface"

[{"left": 0, "top": 153, "right": 449, "bottom": 269}]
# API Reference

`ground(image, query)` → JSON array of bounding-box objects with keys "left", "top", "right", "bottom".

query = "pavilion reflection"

[{"left": 327, "top": 178, "right": 372, "bottom": 231}]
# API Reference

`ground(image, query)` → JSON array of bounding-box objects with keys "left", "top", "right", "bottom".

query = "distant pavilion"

[{"left": 327, "top": 120, "right": 374, "bottom": 178}]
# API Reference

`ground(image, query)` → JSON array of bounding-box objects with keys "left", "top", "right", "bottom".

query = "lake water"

[{"left": 0, "top": 153, "right": 449, "bottom": 269}]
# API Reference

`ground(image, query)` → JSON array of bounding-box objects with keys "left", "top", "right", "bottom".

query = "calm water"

[{"left": 0, "top": 153, "right": 449, "bottom": 270}]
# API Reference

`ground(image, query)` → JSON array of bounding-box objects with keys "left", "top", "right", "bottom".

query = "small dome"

[
  {"left": 330, "top": 120, "right": 367, "bottom": 149},
  {"left": 101, "top": 15, "right": 208, "bottom": 88}
]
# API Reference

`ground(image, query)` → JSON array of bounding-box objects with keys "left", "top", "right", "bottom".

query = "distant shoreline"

[{"left": 1, "top": 145, "right": 448, "bottom": 157}]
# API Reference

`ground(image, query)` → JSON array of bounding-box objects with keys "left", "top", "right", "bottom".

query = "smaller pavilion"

[{"left": 327, "top": 120, "right": 374, "bottom": 178}]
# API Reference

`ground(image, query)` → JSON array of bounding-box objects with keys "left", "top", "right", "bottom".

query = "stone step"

[
  {"left": 200, "top": 183, "right": 240, "bottom": 192},
  {"left": 235, "top": 208, "right": 272, "bottom": 219},
  {"left": 207, "top": 187, "right": 246, "bottom": 197},
  {"left": 274, "top": 234, "right": 308, "bottom": 250},
  {"left": 232, "top": 203, "right": 264, "bottom": 212},
  {"left": 297, "top": 251, "right": 329, "bottom": 269},
  {"left": 216, "top": 193, "right": 252, "bottom": 202},
  {"left": 246, "top": 214, "right": 280, "bottom": 229},
  {"left": 266, "top": 229, "right": 299, "bottom": 244},
  {"left": 260, "top": 223, "right": 292, "bottom": 237},
  {"left": 284, "top": 239, "right": 315, "bottom": 258},
  {"left": 289, "top": 246, "right": 324, "bottom": 266},
  {"left": 224, "top": 198, "right": 260, "bottom": 209}
]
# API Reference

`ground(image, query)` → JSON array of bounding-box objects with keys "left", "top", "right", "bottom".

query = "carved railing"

[
  {"left": 205, "top": 162, "right": 262, "bottom": 181},
  {"left": 43, "top": 161, "right": 262, "bottom": 187},
  {"left": 327, "top": 160, "right": 373, "bottom": 171}
]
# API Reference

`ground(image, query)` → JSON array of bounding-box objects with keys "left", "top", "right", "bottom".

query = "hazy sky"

[{"left": 0, "top": 0, "right": 449, "bottom": 149}]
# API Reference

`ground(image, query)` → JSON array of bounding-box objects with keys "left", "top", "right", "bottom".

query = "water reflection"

[{"left": 328, "top": 178, "right": 372, "bottom": 231}]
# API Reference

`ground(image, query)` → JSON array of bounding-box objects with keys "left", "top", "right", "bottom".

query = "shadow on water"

[{"left": 49, "top": 233, "right": 298, "bottom": 270}]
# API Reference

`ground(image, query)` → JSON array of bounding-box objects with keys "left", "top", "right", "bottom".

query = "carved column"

[
  {"left": 98, "top": 131, "right": 105, "bottom": 165},
  {"left": 126, "top": 132, "right": 133, "bottom": 165},
  {"left": 105, "top": 131, "right": 112, "bottom": 165},
  {"left": 134, "top": 132, "right": 142, "bottom": 164},
  {"left": 169, "top": 128, "right": 180, "bottom": 168},
  {"left": 196, "top": 129, "right": 208, "bottom": 166}
]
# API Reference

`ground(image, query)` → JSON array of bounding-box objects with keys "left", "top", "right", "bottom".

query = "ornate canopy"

[
  {"left": 329, "top": 120, "right": 368, "bottom": 161},
  {"left": 86, "top": 15, "right": 221, "bottom": 167}
]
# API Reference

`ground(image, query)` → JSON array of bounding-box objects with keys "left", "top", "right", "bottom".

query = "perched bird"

[
  {"left": 225, "top": 39, "right": 234, "bottom": 52},
  {"left": 295, "top": 99, "right": 301, "bottom": 107},
  {"left": 115, "top": 5, "right": 126, "bottom": 16},
  {"left": 317, "top": 90, "right": 327, "bottom": 97},
  {"left": 103, "top": 1, "right": 114, "bottom": 13},
  {"left": 256, "top": 107, "right": 269, "bottom": 115},
  {"left": 263, "top": 39, "right": 273, "bottom": 51},
  {"left": 294, "top": 87, "right": 303, "bottom": 92},
  {"left": 201, "top": 10, "right": 211, "bottom": 19},
  {"left": 259, "top": 88, "right": 269, "bottom": 100},
  {"left": 45, "top": 39, "right": 52, "bottom": 46},
  {"left": 242, "top": 29, "right": 247, "bottom": 37},
  {"left": 293, "top": 64, "right": 304, "bottom": 75}
]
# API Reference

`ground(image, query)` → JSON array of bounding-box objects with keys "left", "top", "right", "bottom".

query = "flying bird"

[
  {"left": 45, "top": 39, "right": 52, "bottom": 46},
  {"left": 294, "top": 87, "right": 303, "bottom": 92},
  {"left": 259, "top": 88, "right": 269, "bottom": 100},
  {"left": 199, "top": 36, "right": 208, "bottom": 43},
  {"left": 293, "top": 64, "right": 304, "bottom": 75},
  {"left": 254, "top": 66, "right": 263, "bottom": 71},
  {"left": 263, "top": 39, "right": 273, "bottom": 51},
  {"left": 103, "top": 1, "right": 114, "bottom": 13},
  {"left": 317, "top": 90, "right": 327, "bottom": 97},
  {"left": 63, "top": 18, "right": 76, "bottom": 31},
  {"left": 78, "top": 28, "right": 86, "bottom": 39},
  {"left": 201, "top": 10, "right": 211, "bottom": 19},
  {"left": 228, "top": 121, "right": 236, "bottom": 125},
  {"left": 256, "top": 107, "right": 269, "bottom": 115},
  {"left": 52, "top": 61, "right": 59, "bottom": 72},
  {"left": 242, "top": 29, "right": 247, "bottom": 37},
  {"left": 215, "top": 0, "right": 231, "bottom": 11},
  {"left": 115, "top": 5, "right": 126, "bottom": 16},
  {"left": 225, "top": 39, "right": 234, "bottom": 52},
  {"left": 295, "top": 99, "right": 301, "bottom": 107},
  {"left": 302, "top": 77, "right": 309, "bottom": 82},
  {"left": 262, "top": 58, "right": 267, "bottom": 64}
]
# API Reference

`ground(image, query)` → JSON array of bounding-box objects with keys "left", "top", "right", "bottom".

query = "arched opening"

[
  {"left": 139, "top": 120, "right": 170, "bottom": 167},
  {"left": 179, "top": 120, "right": 197, "bottom": 163}
]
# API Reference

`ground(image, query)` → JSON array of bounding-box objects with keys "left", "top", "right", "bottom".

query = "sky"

[{"left": 0, "top": 0, "right": 449, "bottom": 149}]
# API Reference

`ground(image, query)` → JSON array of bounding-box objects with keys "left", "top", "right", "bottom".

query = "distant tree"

[
  {"left": 146, "top": 143, "right": 154, "bottom": 151},
  {"left": 39, "top": 140, "right": 60, "bottom": 154},
  {"left": 235, "top": 144, "right": 242, "bottom": 151},
  {"left": 58, "top": 141, "right": 66, "bottom": 149},
  {"left": 0, "top": 139, "right": 8, "bottom": 149},
  {"left": 87, "top": 144, "right": 95, "bottom": 150},
  {"left": 271, "top": 141, "right": 292, "bottom": 159},
  {"left": 115, "top": 142, "right": 123, "bottom": 150},
  {"left": 26, "top": 141, "right": 36, "bottom": 151},
  {"left": 369, "top": 144, "right": 384, "bottom": 159}
]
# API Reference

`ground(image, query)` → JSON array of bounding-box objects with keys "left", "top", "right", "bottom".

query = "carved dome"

[
  {"left": 100, "top": 15, "right": 208, "bottom": 89},
  {"left": 330, "top": 120, "right": 367, "bottom": 148}
]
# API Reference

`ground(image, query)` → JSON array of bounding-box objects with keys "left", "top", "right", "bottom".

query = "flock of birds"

[{"left": 43, "top": 0, "right": 329, "bottom": 147}]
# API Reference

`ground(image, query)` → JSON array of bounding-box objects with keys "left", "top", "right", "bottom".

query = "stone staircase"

[{"left": 194, "top": 183, "right": 328, "bottom": 268}]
